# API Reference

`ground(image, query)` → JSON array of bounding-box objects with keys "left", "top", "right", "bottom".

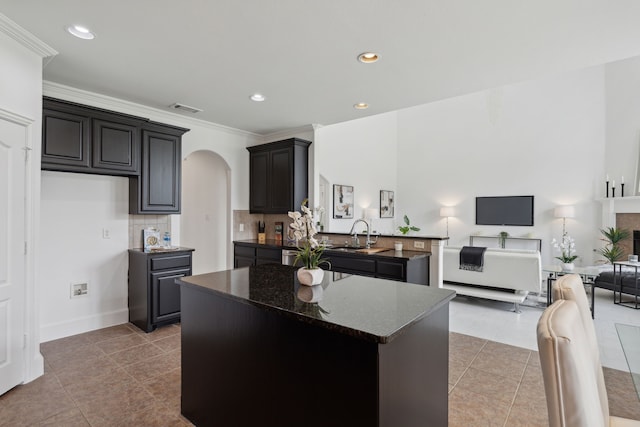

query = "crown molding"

[
  {"left": 43, "top": 81, "right": 263, "bottom": 139},
  {"left": 262, "top": 124, "right": 317, "bottom": 142},
  {"left": 0, "top": 13, "right": 57, "bottom": 58}
]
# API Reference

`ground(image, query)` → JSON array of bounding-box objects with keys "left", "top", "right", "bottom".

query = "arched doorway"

[{"left": 181, "top": 150, "right": 231, "bottom": 274}]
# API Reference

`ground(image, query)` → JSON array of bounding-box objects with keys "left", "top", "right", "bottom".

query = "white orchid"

[
  {"left": 551, "top": 233, "right": 578, "bottom": 263},
  {"left": 288, "top": 200, "right": 328, "bottom": 269}
]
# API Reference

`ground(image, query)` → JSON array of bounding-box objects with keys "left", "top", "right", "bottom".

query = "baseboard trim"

[{"left": 40, "top": 309, "right": 129, "bottom": 343}]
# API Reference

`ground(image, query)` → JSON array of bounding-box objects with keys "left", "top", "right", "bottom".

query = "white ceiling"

[{"left": 3, "top": 1, "right": 640, "bottom": 135}]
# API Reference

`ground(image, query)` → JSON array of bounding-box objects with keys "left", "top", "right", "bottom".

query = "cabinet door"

[
  {"left": 234, "top": 256, "right": 255, "bottom": 268},
  {"left": 151, "top": 267, "right": 190, "bottom": 324},
  {"left": 377, "top": 260, "right": 406, "bottom": 281},
  {"left": 42, "top": 107, "right": 90, "bottom": 169},
  {"left": 249, "top": 151, "right": 269, "bottom": 213},
  {"left": 133, "top": 129, "right": 181, "bottom": 213},
  {"left": 92, "top": 117, "right": 140, "bottom": 174},
  {"left": 269, "top": 147, "right": 293, "bottom": 212}
]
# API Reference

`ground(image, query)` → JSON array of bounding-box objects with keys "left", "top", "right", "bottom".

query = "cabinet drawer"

[
  {"left": 377, "top": 260, "right": 405, "bottom": 279},
  {"left": 151, "top": 254, "right": 191, "bottom": 271},
  {"left": 329, "top": 256, "right": 376, "bottom": 273},
  {"left": 235, "top": 245, "right": 256, "bottom": 258}
]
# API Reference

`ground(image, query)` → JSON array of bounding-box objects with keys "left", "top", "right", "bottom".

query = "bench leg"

[{"left": 512, "top": 303, "right": 522, "bottom": 313}]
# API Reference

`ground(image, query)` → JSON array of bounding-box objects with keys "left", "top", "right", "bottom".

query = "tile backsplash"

[
  {"left": 233, "top": 210, "right": 291, "bottom": 241},
  {"left": 129, "top": 214, "right": 171, "bottom": 248}
]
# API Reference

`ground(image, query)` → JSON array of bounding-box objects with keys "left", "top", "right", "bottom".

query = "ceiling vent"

[{"left": 170, "top": 103, "right": 203, "bottom": 114}]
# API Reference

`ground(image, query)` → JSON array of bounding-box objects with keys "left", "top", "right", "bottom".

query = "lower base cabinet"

[
  {"left": 128, "top": 248, "right": 194, "bottom": 332},
  {"left": 325, "top": 252, "right": 429, "bottom": 286},
  {"left": 233, "top": 242, "right": 281, "bottom": 267}
]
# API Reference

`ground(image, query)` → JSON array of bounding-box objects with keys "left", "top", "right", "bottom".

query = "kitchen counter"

[
  {"left": 233, "top": 239, "right": 430, "bottom": 260},
  {"left": 178, "top": 263, "right": 454, "bottom": 426}
]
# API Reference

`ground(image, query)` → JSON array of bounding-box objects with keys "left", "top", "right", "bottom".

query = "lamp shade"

[
  {"left": 440, "top": 207, "right": 456, "bottom": 217},
  {"left": 554, "top": 205, "right": 575, "bottom": 219}
]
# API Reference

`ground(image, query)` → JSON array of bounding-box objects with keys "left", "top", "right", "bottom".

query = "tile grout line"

[
  {"left": 449, "top": 339, "right": 488, "bottom": 392},
  {"left": 502, "top": 351, "right": 534, "bottom": 427}
]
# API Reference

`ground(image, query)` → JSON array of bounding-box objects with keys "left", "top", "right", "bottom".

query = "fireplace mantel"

[{"left": 599, "top": 196, "right": 640, "bottom": 228}]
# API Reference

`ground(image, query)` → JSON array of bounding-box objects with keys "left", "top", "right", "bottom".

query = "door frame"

[{"left": 0, "top": 107, "right": 44, "bottom": 387}]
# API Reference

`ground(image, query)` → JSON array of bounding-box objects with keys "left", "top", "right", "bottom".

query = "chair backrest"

[
  {"left": 552, "top": 274, "right": 597, "bottom": 353},
  {"left": 537, "top": 299, "right": 608, "bottom": 427},
  {"left": 551, "top": 274, "right": 609, "bottom": 420}
]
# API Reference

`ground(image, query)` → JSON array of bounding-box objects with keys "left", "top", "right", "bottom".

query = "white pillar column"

[{"left": 430, "top": 239, "right": 445, "bottom": 287}]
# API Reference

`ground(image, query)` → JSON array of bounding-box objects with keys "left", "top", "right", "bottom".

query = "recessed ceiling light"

[
  {"left": 250, "top": 93, "right": 266, "bottom": 102},
  {"left": 354, "top": 103, "right": 369, "bottom": 110},
  {"left": 66, "top": 25, "right": 95, "bottom": 40},
  {"left": 357, "top": 52, "right": 379, "bottom": 63}
]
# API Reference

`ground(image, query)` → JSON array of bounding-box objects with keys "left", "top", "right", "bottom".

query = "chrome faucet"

[{"left": 349, "top": 219, "right": 372, "bottom": 248}]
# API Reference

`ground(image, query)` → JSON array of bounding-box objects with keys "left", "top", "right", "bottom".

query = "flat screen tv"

[{"left": 475, "top": 195, "right": 534, "bottom": 226}]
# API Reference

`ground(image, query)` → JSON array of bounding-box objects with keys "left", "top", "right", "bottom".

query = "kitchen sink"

[
  {"left": 325, "top": 246, "right": 360, "bottom": 252},
  {"left": 325, "top": 246, "right": 390, "bottom": 254}
]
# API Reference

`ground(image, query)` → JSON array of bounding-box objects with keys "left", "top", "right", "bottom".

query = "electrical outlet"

[
  {"left": 239, "top": 223, "right": 245, "bottom": 232},
  {"left": 413, "top": 241, "right": 425, "bottom": 249},
  {"left": 102, "top": 228, "right": 110, "bottom": 239},
  {"left": 70, "top": 283, "right": 88, "bottom": 298}
]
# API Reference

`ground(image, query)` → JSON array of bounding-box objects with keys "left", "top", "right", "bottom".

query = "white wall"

[
  {"left": 605, "top": 56, "right": 640, "bottom": 195},
  {"left": 39, "top": 172, "right": 129, "bottom": 341},
  {"left": 181, "top": 150, "right": 230, "bottom": 274},
  {"left": 315, "top": 66, "right": 607, "bottom": 266},
  {"left": 315, "top": 113, "right": 398, "bottom": 234}
]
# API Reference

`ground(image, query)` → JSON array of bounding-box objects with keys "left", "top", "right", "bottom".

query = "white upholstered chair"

[{"left": 537, "top": 298, "right": 640, "bottom": 427}]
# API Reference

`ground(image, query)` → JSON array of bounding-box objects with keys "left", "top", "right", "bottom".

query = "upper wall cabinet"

[
  {"left": 42, "top": 97, "right": 144, "bottom": 176},
  {"left": 247, "top": 138, "right": 311, "bottom": 214},
  {"left": 129, "top": 122, "right": 189, "bottom": 214}
]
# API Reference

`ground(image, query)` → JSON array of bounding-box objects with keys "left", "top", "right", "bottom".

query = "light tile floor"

[
  {"left": 449, "top": 287, "right": 640, "bottom": 371},
  {"left": 0, "top": 287, "right": 638, "bottom": 426}
]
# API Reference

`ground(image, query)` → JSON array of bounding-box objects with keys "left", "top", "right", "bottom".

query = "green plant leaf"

[
  {"left": 600, "top": 227, "right": 630, "bottom": 245},
  {"left": 404, "top": 215, "right": 410, "bottom": 225}
]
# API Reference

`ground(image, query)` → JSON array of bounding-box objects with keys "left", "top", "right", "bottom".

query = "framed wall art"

[
  {"left": 380, "top": 190, "right": 394, "bottom": 218},
  {"left": 333, "top": 184, "right": 354, "bottom": 219}
]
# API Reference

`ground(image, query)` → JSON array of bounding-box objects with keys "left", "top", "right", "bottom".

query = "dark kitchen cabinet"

[
  {"left": 41, "top": 104, "right": 91, "bottom": 169},
  {"left": 91, "top": 117, "right": 139, "bottom": 174},
  {"left": 247, "top": 138, "right": 311, "bottom": 214},
  {"left": 42, "top": 97, "right": 143, "bottom": 175},
  {"left": 129, "top": 123, "right": 189, "bottom": 214},
  {"left": 324, "top": 251, "right": 429, "bottom": 285},
  {"left": 233, "top": 242, "right": 282, "bottom": 267},
  {"left": 128, "top": 248, "right": 194, "bottom": 332}
]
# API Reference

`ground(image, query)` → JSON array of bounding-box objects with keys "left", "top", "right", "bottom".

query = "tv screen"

[{"left": 476, "top": 196, "right": 534, "bottom": 226}]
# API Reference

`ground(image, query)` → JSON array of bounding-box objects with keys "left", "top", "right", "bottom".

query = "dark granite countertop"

[
  {"left": 177, "top": 264, "right": 454, "bottom": 344},
  {"left": 234, "top": 239, "right": 430, "bottom": 260},
  {"left": 317, "top": 231, "right": 449, "bottom": 240},
  {"left": 128, "top": 247, "right": 195, "bottom": 254}
]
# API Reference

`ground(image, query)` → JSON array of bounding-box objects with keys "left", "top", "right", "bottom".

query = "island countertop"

[{"left": 177, "top": 263, "right": 455, "bottom": 344}]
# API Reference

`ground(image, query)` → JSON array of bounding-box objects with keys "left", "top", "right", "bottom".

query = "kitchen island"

[{"left": 177, "top": 264, "right": 455, "bottom": 427}]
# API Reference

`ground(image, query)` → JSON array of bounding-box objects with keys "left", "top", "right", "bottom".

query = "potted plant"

[
  {"left": 551, "top": 233, "right": 578, "bottom": 271},
  {"left": 397, "top": 215, "right": 420, "bottom": 235},
  {"left": 288, "top": 200, "right": 330, "bottom": 285},
  {"left": 498, "top": 231, "right": 509, "bottom": 248},
  {"left": 599, "top": 227, "right": 630, "bottom": 264}
]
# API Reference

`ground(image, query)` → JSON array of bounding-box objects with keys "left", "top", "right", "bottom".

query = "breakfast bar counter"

[{"left": 177, "top": 264, "right": 455, "bottom": 427}]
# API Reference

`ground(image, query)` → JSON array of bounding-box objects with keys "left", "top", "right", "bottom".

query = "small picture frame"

[
  {"left": 380, "top": 190, "right": 394, "bottom": 218},
  {"left": 333, "top": 184, "right": 354, "bottom": 219}
]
